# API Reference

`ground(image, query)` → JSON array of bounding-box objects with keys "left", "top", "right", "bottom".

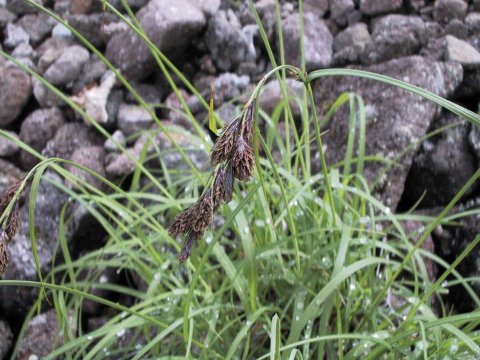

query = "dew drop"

[
  {"left": 87, "top": 335, "right": 93, "bottom": 341},
  {"left": 205, "top": 235, "right": 213, "bottom": 244},
  {"left": 116, "top": 328, "right": 126, "bottom": 337}
]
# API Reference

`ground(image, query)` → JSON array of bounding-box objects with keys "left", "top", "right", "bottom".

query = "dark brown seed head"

[
  {"left": 210, "top": 118, "right": 240, "bottom": 167},
  {"left": 0, "top": 177, "right": 26, "bottom": 213},
  {"left": 232, "top": 137, "right": 255, "bottom": 181},
  {"left": 178, "top": 230, "right": 201, "bottom": 263},
  {"left": 213, "top": 163, "right": 234, "bottom": 208},
  {"left": 5, "top": 202, "right": 19, "bottom": 243},
  {"left": 0, "top": 231, "right": 9, "bottom": 275},
  {"left": 168, "top": 206, "right": 194, "bottom": 237},
  {"left": 243, "top": 102, "right": 255, "bottom": 145},
  {"left": 189, "top": 190, "right": 214, "bottom": 233}
]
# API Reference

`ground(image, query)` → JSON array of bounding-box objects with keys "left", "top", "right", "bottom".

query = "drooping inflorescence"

[
  {"left": 0, "top": 177, "right": 28, "bottom": 274},
  {"left": 168, "top": 100, "right": 256, "bottom": 262}
]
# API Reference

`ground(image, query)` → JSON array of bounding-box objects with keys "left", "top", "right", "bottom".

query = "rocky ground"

[{"left": 0, "top": 0, "right": 480, "bottom": 357}]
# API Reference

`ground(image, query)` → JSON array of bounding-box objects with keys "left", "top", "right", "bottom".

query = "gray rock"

[
  {"left": 282, "top": 12, "right": 333, "bottom": 70},
  {"left": 106, "top": 0, "right": 205, "bottom": 80},
  {"left": 43, "top": 122, "right": 103, "bottom": 160},
  {"left": 212, "top": 72, "right": 251, "bottom": 105},
  {"left": 191, "top": 0, "right": 220, "bottom": 17},
  {"left": 333, "top": 23, "right": 371, "bottom": 64},
  {"left": 474, "top": 0, "right": 480, "bottom": 11},
  {"left": 466, "top": 13, "right": 480, "bottom": 35},
  {"left": 6, "top": 0, "right": 42, "bottom": 15},
  {"left": 0, "top": 8, "right": 17, "bottom": 29},
  {"left": 0, "top": 172, "right": 70, "bottom": 317},
  {"left": 125, "top": 82, "right": 162, "bottom": 105},
  {"left": 51, "top": 22, "right": 73, "bottom": 40},
  {"left": 36, "top": 38, "right": 70, "bottom": 74},
  {"left": 360, "top": 0, "right": 403, "bottom": 16},
  {"left": 314, "top": 56, "right": 463, "bottom": 209},
  {"left": 66, "top": 146, "right": 106, "bottom": 190},
  {"left": 0, "top": 65, "right": 32, "bottom": 126},
  {"left": 468, "top": 119, "right": 480, "bottom": 161},
  {"left": 0, "top": 131, "right": 20, "bottom": 157},
  {"left": 16, "top": 13, "right": 55, "bottom": 46},
  {"left": 32, "top": 77, "right": 64, "bottom": 108},
  {"left": 3, "top": 22, "right": 29, "bottom": 48},
  {"left": 433, "top": 0, "right": 467, "bottom": 26},
  {"left": 330, "top": 0, "right": 355, "bottom": 27},
  {"left": 205, "top": 10, "right": 256, "bottom": 72},
  {"left": 362, "top": 15, "right": 427, "bottom": 64},
  {"left": 445, "top": 35, "right": 480, "bottom": 66},
  {"left": 0, "top": 320, "right": 13, "bottom": 358},
  {"left": 0, "top": 159, "right": 24, "bottom": 194},
  {"left": 67, "top": 13, "right": 117, "bottom": 48},
  {"left": 403, "top": 112, "right": 477, "bottom": 208},
  {"left": 117, "top": 103, "right": 154, "bottom": 138},
  {"left": 304, "top": 0, "right": 329, "bottom": 17},
  {"left": 445, "top": 19, "right": 468, "bottom": 39},
  {"left": 259, "top": 78, "right": 304, "bottom": 119},
  {"left": 72, "top": 56, "right": 108, "bottom": 94},
  {"left": 106, "top": 123, "right": 208, "bottom": 177},
  {"left": 43, "top": 45, "right": 90, "bottom": 86},
  {"left": 104, "top": 130, "right": 126, "bottom": 152},
  {"left": 11, "top": 42, "right": 35, "bottom": 60},
  {"left": 17, "top": 309, "right": 76, "bottom": 359},
  {"left": 19, "top": 107, "right": 65, "bottom": 169}
]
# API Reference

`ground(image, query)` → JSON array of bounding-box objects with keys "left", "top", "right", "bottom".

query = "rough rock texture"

[
  {"left": 117, "top": 103, "right": 154, "bottom": 138},
  {"left": 433, "top": 0, "right": 468, "bottom": 26},
  {"left": 16, "top": 13, "right": 54, "bottom": 45},
  {"left": 360, "top": 0, "right": 403, "bottom": 16},
  {"left": 66, "top": 146, "right": 107, "bottom": 190},
  {"left": 0, "top": 159, "right": 24, "bottom": 194},
  {"left": 259, "top": 78, "right": 304, "bottom": 119},
  {"left": 105, "top": 124, "right": 208, "bottom": 177},
  {"left": 362, "top": 15, "right": 427, "bottom": 64},
  {"left": 304, "top": 0, "right": 329, "bottom": 16},
  {"left": 334, "top": 23, "right": 371, "bottom": 64},
  {"left": 315, "top": 56, "right": 463, "bottom": 209},
  {"left": 445, "top": 35, "right": 480, "bottom": 66},
  {"left": 205, "top": 10, "right": 256, "bottom": 72},
  {"left": 282, "top": 12, "right": 333, "bottom": 70},
  {"left": 42, "top": 122, "right": 103, "bottom": 160},
  {"left": 17, "top": 309, "right": 76, "bottom": 360},
  {"left": 0, "top": 320, "right": 12, "bottom": 358},
  {"left": 19, "top": 107, "right": 65, "bottom": 169},
  {"left": 0, "top": 172, "right": 70, "bottom": 317},
  {"left": 0, "top": 65, "right": 32, "bottom": 126},
  {"left": 0, "top": 131, "right": 20, "bottom": 157},
  {"left": 402, "top": 112, "right": 478, "bottom": 208},
  {"left": 43, "top": 45, "right": 89, "bottom": 86},
  {"left": 105, "top": 0, "right": 205, "bottom": 80},
  {"left": 330, "top": 0, "right": 355, "bottom": 27}
]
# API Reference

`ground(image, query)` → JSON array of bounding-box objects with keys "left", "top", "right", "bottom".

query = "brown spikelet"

[
  {"left": 189, "top": 189, "right": 214, "bottom": 233},
  {"left": 0, "top": 231, "right": 9, "bottom": 275},
  {"left": 213, "top": 163, "right": 234, "bottom": 208},
  {"left": 178, "top": 230, "right": 201, "bottom": 263},
  {"left": 243, "top": 102, "right": 255, "bottom": 145},
  {"left": 0, "top": 177, "right": 25, "bottom": 212},
  {"left": 168, "top": 206, "right": 194, "bottom": 237},
  {"left": 210, "top": 117, "right": 240, "bottom": 167},
  {"left": 5, "top": 202, "right": 19, "bottom": 243},
  {"left": 232, "top": 137, "right": 255, "bottom": 181}
]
